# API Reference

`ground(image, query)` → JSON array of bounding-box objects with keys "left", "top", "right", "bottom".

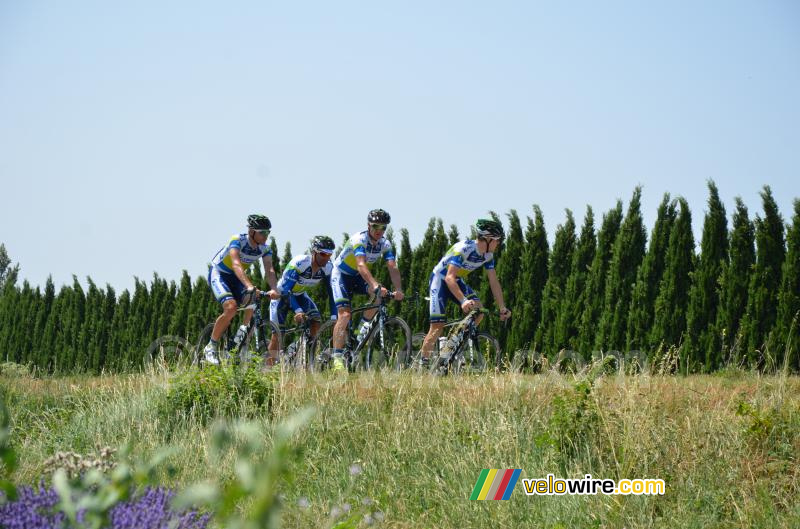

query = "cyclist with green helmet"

[
  {"left": 417, "top": 218, "right": 511, "bottom": 367},
  {"left": 266, "top": 235, "right": 337, "bottom": 365},
  {"left": 204, "top": 214, "right": 280, "bottom": 364}
]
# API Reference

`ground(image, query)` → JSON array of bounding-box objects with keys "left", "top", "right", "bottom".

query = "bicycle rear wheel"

[{"left": 363, "top": 317, "right": 412, "bottom": 370}]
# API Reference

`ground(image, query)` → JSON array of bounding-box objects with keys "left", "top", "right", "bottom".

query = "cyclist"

[
  {"left": 266, "top": 235, "right": 336, "bottom": 365},
  {"left": 330, "top": 209, "right": 404, "bottom": 370},
  {"left": 418, "top": 218, "right": 511, "bottom": 367},
  {"left": 204, "top": 214, "right": 280, "bottom": 364}
]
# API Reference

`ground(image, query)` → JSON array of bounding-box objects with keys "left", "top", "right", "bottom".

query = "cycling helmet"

[
  {"left": 475, "top": 218, "right": 505, "bottom": 240},
  {"left": 247, "top": 214, "right": 272, "bottom": 230},
  {"left": 310, "top": 235, "right": 335, "bottom": 254},
  {"left": 367, "top": 209, "right": 391, "bottom": 224}
]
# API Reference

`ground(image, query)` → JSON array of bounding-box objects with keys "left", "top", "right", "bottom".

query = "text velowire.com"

[{"left": 523, "top": 474, "right": 665, "bottom": 496}]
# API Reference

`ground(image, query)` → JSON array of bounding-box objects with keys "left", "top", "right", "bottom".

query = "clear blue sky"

[{"left": 1, "top": 1, "right": 798, "bottom": 292}]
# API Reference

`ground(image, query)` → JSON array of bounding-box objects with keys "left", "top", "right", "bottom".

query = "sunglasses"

[
  {"left": 315, "top": 248, "right": 334, "bottom": 255},
  {"left": 369, "top": 223, "right": 387, "bottom": 231},
  {"left": 255, "top": 229, "right": 271, "bottom": 237}
]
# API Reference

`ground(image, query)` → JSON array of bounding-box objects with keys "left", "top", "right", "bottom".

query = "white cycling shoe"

[{"left": 204, "top": 343, "right": 220, "bottom": 365}]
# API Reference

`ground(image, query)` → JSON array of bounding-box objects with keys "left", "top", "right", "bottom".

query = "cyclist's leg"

[
  {"left": 421, "top": 273, "right": 448, "bottom": 360},
  {"left": 208, "top": 267, "right": 243, "bottom": 341},
  {"left": 331, "top": 269, "right": 353, "bottom": 358},
  {"left": 267, "top": 296, "right": 288, "bottom": 364},
  {"left": 298, "top": 294, "right": 322, "bottom": 337}
]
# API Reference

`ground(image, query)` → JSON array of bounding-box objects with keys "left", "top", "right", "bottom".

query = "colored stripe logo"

[{"left": 470, "top": 469, "right": 522, "bottom": 500}]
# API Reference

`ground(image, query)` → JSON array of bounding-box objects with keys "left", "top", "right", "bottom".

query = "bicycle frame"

[
  {"left": 439, "top": 308, "right": 492, "bottom": 371},
  {"left": 341, "top": 293, "right": 393, "bottom": 367},
  {"left": 219, "top": 291, "right": 273, "bottom": 367}
]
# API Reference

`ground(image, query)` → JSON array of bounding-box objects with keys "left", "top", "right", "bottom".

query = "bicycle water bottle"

[
  {"left": 233, "top": 324, "right": 248, "bottom": 346},
  {"left": 356, "top": 319, "right": 372, "bottom": 344}
]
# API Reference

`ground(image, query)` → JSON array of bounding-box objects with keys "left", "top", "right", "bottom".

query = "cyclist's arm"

[
  {"left": 261, "top": 255, "right": 278, "bottom": 291},
  {"left": 386, "top": 259, "right": 404, "bottom": 298},
  {"left": 485, "top": 268, "right": 508, "bottom": 313},
  {"left": 355, "top": 255, "right": 380, "bottom": 291},
  {"left": 444, "top": 265, "right": 467, "bottom": 302},
  {"left": 229, "top": 248, "right": 254, "bottom": 290}
]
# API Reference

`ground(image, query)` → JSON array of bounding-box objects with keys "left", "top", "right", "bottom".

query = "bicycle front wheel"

[
  {"left": 453, "top": 332, "right": 500, "bottom": 374},
  {"left": 193, "top": 323, "right": 237, "bottom": 367},
  {"left": 308, "top": 319, "right": 337, "bottom": 372},
  {"left": 248, "top": 320, "right": 281, "bottom": 368},
  {"left": 364, "top": 317, "right": 412, "bottom": 370}
]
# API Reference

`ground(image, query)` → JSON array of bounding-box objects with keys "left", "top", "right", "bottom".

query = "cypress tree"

[
  {"left": 447, "top": 224, "right": 460, "bottom": 245},
  {"left": 508, "top": 206, "right": 549, "bottom": 351},
  {"left": 108, "top": 289, "right": 131, "bottom": 371},
  {"left": 269, "top": 237, "right": 280, "bottom": 276},
  {"left": 555, "top": 206, "right": 596, "bottom": 352},
  {"left": 83, "top": 277, "right": 105, "bottom": 373},
  {"left": 685, "top": 181, "right": 729, "bottom": 371},
  {"left": 741, "top": 186, "right": 786, "bottom": 366},
  {"left": 282, "top": 242, "right": 293, "bottom": 274},
  {"left": 650, "top": 198, "right": 695, "bottom": 367},
  {"left": 69, "top": 277, "right": 87, "bottom": 371},
  {"left": 716, "top": 198, "right": 755, "bottom": 362},
  {"left": 597, "top": 188, "right": 647, "bottom": 352},
  {"left": 251, "top": 260, "right": 264, "bottom": 288},
  {"left": 188, "top": 276, "right": 215, "bottom": 343},
  {"left": 36, "top": 277, "right": 57, "bottom": 371},
  {"left": 493, "top": 210, "right": 524, "bottom": 354},
  {"left": 398, "top": 228, "right": 412, "bottom": 298},
  {"left": 536, "top": 210, "right": 576, "bottom": 356},
  {"left": 626, "top": 194, "right": 676, "bottom": 353},
  {"left": 577, "top": 201, "right": 623, "bottom": 356},
  {"left": 775, "top": 199, "right": 800, "bottom": 370},
  {"left": 169, "top": 271, "right": 193, "bottom": 338},
  {"left": 0, "top": 244, "right": 19, "bottom": 291}
]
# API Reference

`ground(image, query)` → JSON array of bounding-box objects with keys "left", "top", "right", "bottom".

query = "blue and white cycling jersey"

[
  {"left": 431, "top": 239, "right": 494, "bottom": 278},
  {"left": 211, "top": 233, "right": 272, "bottom": 274},
  {"left": 334, "top": 230, "right": 396, "bottom": 276},
  {"left": 273, "top": 253, "right": 335, "bottom": 320},
  {"left": 277, "top": 254, "right": 333, "bottom": 295}
]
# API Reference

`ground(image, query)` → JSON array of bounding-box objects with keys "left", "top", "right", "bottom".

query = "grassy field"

[{"left": 1, "top": 365, "right": 799, "bottom": 528}]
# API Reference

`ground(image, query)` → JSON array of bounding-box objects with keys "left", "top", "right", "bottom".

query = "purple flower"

[{"left": 0, "top": 485, "right": 211, "bottom": 529}]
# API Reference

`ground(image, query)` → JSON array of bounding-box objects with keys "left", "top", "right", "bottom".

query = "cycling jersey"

[
  {"left": 431, "top": 239, "right": 494, "bottom": 278},
  {"left": 428, "top": 239, "right": 493, "bottom": 323},
  {"left": 211, "top": 233, "right": 272, "bottom": 274},
  {"left": 334, "top": 230, "right": 396, "bottom": 276},
  {"left": 273, "top": 254, "right": 336, "bottom": 321},
  {"left": 276, "top": 254, "right": 333, "bottom": 295}
]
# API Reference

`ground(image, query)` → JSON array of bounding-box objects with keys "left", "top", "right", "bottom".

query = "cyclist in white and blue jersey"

[
  {"left": 204, "top": 214, "right": 280, "bottom": 364},
  {"left": 330, "top": 209, "right": 405, "bottom": 370},
  {"left": 266, "top": 235, "right": 336, "bottom": 365},
  {"left": 418, "top": 218, "right": 511, "bottom": 367}
]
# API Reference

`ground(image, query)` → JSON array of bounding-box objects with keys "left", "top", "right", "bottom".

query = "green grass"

[{"left": 2, "top": 367, "right": 799, "bottom": 528}]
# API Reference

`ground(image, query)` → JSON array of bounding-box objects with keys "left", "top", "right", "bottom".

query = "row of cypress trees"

[{"left": 1, "top": 182, "right": 798, "bottom": 374}]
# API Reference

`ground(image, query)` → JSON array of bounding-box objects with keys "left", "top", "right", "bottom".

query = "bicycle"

[
  {"left": 194, "top": 291, "right": 282, "bottom": 368},
  {"left": 277, "top": 315, "right": 316, "bottom": 370},
  {"left": 412, "top": 308, "right": 502, "bottom": 375},
  {"left": 311, "top": 289, "right": 412, "bottom": 371}
]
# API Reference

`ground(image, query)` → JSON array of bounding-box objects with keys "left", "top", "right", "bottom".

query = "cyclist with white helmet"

[
  {"left": 418, "top": 218, "right": 511, "bottom": 367},
  {"left": 266, "top": 235, "right": 336, "bottom": 365},
  {"left": 330, "top": 209, "right": 405, "bottom": 370},
  {"left": 204, "top": 214, "right": 280, "bottom": 364}
]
